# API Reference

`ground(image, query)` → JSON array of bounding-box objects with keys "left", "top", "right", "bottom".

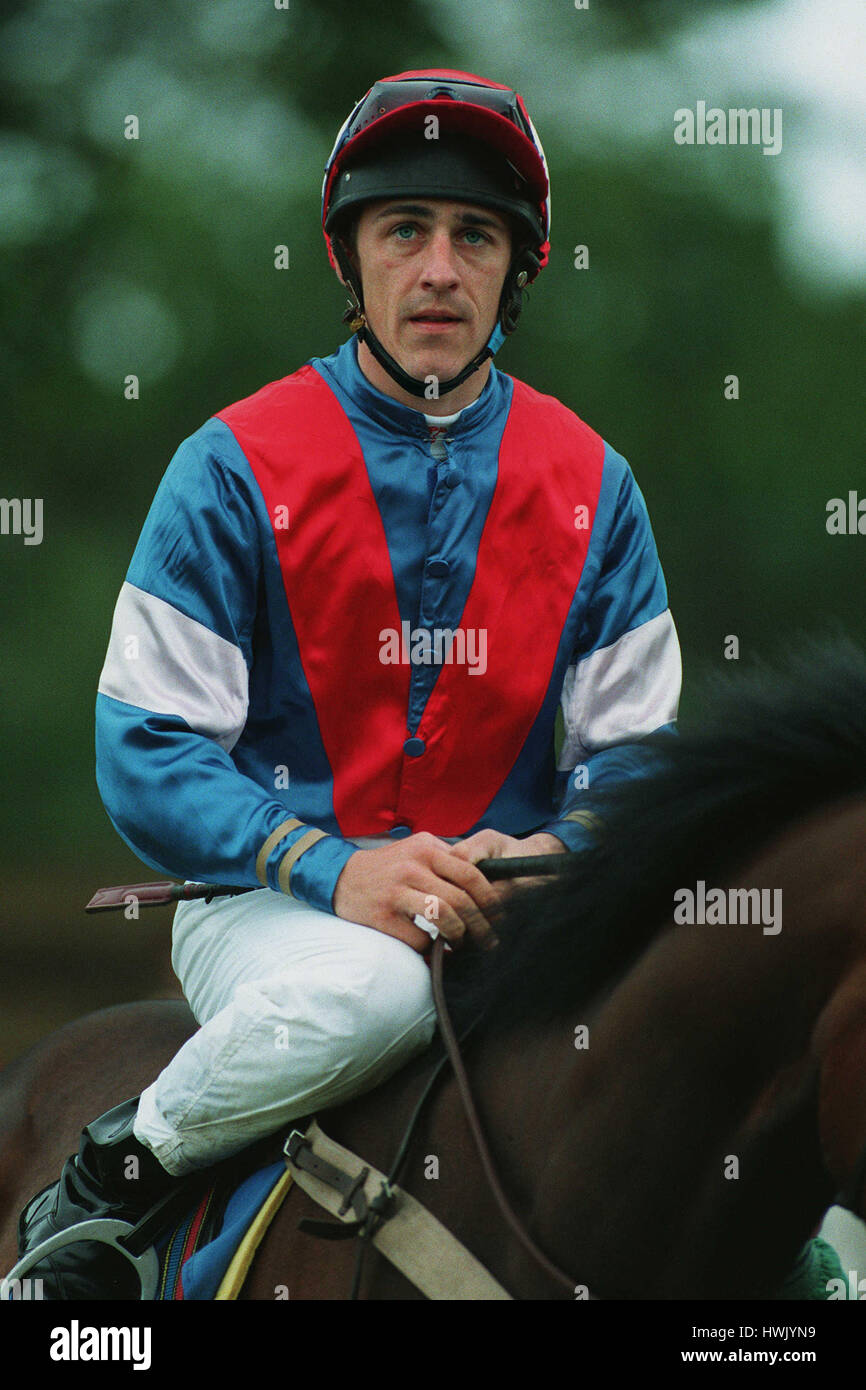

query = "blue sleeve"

[
  {"left": 539, "top": 447, "right": 681, "bottom": 852},
  {"left": 95, "top": 421, "right": 356, "bottom": 911}
]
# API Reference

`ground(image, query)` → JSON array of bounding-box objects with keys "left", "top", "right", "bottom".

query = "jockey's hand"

[
  {"left": 448, "top": 829, "right": 567, "bottom": 882},
  {"left": 332, "top": 832, "right": 505, "bottom": 953}
]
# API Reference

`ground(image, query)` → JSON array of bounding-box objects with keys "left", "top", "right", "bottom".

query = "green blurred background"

[{"left": 1, "top": 0, "right": 864, "bottom": 1064}]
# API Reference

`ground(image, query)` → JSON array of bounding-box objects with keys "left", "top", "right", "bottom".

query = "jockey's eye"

[{"left": 387, "top": 223, "right": 493, "bottom": 246}]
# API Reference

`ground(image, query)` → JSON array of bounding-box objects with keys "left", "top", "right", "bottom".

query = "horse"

[{"left": 2, "top": 636, "right": 866, "bottom": 1300}]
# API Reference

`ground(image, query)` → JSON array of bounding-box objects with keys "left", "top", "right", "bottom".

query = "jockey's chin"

[
  {"left": 392, "top": 316, "right": 495, "bottom": 407},
  {"left": 356, "top": 321, "right": 493, "bottom": 414}
]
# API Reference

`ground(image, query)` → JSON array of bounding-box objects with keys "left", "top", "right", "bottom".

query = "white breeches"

[{"left": 133, "top": 838, "right": 438, "bottom": 1176}]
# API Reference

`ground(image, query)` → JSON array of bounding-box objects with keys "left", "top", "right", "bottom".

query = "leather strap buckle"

[{"left": 285, "top": 1130, "right": 370, "bottom": 1224}]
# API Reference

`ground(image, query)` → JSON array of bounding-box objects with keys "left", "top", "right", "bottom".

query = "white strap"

[{"left": 284, "top": 1119, "right": 512, "bottom": 1300}]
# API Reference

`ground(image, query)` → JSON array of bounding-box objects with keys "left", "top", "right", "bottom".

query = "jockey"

[{"left": 15, "top": 70, "right": 681, "bottom": 1298}]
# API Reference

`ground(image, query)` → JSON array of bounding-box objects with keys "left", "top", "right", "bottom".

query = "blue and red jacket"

[{"left": 96, "top": 336, "right": 680, "bottom": 911}]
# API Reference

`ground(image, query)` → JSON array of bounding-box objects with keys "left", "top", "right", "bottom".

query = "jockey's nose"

[{"left": 419, "top": 227, "right": 461, "bottom": 290}]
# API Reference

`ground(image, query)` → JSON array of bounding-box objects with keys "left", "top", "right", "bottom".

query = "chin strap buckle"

[{"left": 340, "top": 277, "right": 366, "bottom": 331}]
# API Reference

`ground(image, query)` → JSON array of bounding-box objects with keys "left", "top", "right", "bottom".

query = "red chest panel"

[{"left": 218, "top": 367, "right": 604, "bottom": 834}]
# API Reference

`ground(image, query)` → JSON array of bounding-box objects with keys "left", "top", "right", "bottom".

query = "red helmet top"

[{"left": 321, "top": 69, "right": 551, "bottom": 280}]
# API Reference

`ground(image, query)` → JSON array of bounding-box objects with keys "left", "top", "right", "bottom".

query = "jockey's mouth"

[{"left": 408, "top": 310, "right": 465, "bottom": 326}]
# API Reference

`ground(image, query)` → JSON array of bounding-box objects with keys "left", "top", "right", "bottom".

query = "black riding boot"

[{"left": 16, "top": 1096, "right": 178, "bottom": 1300}]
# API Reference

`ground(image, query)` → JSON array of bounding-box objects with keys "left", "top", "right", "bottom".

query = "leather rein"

[
  {"left": 291, "top": 869, "right": 586, "bottom": 1299},
  {"left": 427, "top": 933, "right": 580, "bottom": 1298}
]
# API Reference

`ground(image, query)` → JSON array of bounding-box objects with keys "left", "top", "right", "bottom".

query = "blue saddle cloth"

[{"left": 156, "top": 1160, "right": 285, "bottom": 1300}]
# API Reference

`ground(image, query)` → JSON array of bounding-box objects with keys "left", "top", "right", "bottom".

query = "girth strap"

[{"left": 283, "top": 1119, "right": 512, "bottom": 1300}]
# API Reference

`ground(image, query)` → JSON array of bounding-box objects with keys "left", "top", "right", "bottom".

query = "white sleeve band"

[
  {"left": 558, "top": 609, "right": 681, "bottom": 769},
  {"left": 97, "top": 582, "right": 249, "bottom": 753}
]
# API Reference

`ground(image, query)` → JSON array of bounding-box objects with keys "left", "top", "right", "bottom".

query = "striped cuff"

[
  {"left": 288, "top": 834, "right": 359, "bottom": 913},
  {"left": 255, "top": 817, "right": 358, "bottom": 912},
  {"left": 539, "top": 808, "right": 605, "bottom": 855},
  {"left": 256, "top": 817, "right": 304, "bottom": 884},
  {"left": 257, "top": 817, "right": 328, "bottom": 898},
  {"left": 276, "top": 827, "right": 329, "bottom": 895}
]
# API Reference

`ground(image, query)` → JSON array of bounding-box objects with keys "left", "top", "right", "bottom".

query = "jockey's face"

[{"left": 347, "top": 198, "right": 512, "bottom": 413}]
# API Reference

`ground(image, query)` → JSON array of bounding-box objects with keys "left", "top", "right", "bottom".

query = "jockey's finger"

[
  {"left": 402, "top": 876, "right": 498, "bottom": 950},
  {"left": 429, "top": 846, "right": 511, "bottom": 917},
  {"left": 447, "top": 830, "right": 524, "bottom": 863}
]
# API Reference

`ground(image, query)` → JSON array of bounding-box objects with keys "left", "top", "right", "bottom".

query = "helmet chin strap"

[{"left": 333, "top": 236, "right": 516, "bottom": 402}]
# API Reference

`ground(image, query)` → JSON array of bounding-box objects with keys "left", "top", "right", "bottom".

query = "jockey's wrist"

[
  {"left": 278, "top": 833, "right": 357, "bottom": 912},
  {"left": 537, "top": 810, "right": 604, "bottom": 855},
  {"left": 521, "top": 831, "right": 567, "bottom": 855}
]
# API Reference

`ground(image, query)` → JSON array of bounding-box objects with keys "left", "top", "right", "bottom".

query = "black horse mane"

[{"left": 443, "top": 633, "right": 866, "bottom": 1035}]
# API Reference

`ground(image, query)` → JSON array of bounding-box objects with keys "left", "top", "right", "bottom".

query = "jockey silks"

[{"left": 96, "top": 337, "right": 680, "bottom": 913}]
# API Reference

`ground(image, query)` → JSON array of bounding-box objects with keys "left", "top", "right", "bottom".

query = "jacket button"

[
  {"left": 444, "top": 470, "right": 463, "bottom": 489},
  {"left": 426, "top": 559, "right": 450, "bottom": 578},
  {"left": 389, "top": 824, "right": 412, "bottom": 838},
  {"left": 403, "top": 737, "right": 426, "bottom": 757}
]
